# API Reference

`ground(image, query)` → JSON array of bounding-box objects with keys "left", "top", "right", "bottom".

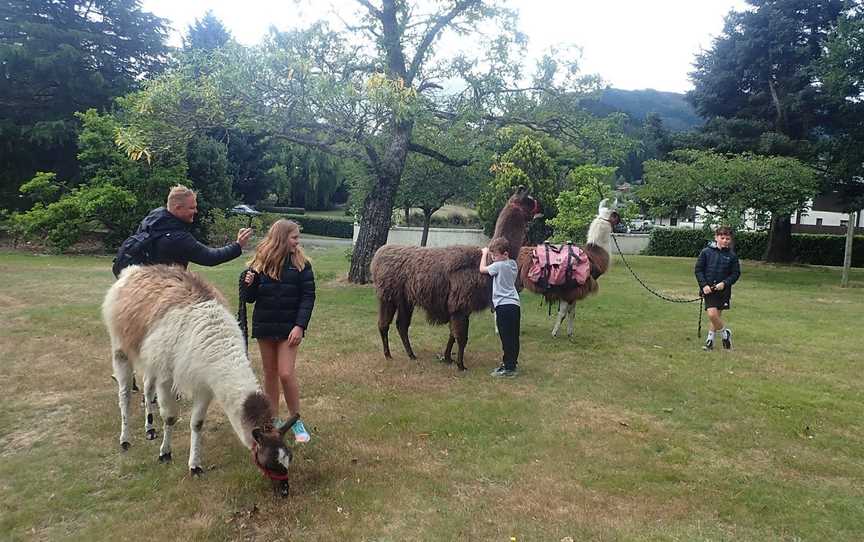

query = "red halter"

[{"left": 251, "top": 441, "right": 290, "bottom": 481}]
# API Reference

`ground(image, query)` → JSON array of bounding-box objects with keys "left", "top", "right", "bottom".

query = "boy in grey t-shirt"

[{"left": 479, "top": 237, "right": 521, "bottom": 377}]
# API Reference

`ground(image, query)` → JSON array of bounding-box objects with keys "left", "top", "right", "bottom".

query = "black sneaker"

[
  {"left": 722, "top": 329, "right": 732, "bottom": 350},
  {"left": 491, "top": 366, "right": 518, "bottom": 378},
  {"left": 703, "top": 339, "right": 713, "bottom": 351},
  {"left": 489, "top": 365, "right": 506, "bottom": 376}
]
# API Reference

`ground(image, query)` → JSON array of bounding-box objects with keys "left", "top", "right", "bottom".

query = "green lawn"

[{"left": 1, "top": 249, "right": 863, "bottom": 541}]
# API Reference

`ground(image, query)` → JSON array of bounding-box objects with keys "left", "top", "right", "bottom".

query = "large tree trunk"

[
  {"left": 763, "top": 213, "right": 793, "bottom": 263},
  {"left": 349, "top": 183, "right": 398, "bottom": 283},
  {"left": 348, "top": 121, "right": 413, "bottom": 283}
]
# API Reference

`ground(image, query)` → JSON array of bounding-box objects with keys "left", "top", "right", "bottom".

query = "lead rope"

[
  {"left": 238, "top": 269, "right": 250, "bottom": 353},
  {"left": 609, "top": 229, "right": 705, "bottom": 338},
  {"left": 593, "top": 179, "right": 705, "bottom": 338}
]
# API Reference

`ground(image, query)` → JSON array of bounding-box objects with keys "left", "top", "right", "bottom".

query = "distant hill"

[{"left": 586, "top": 88, "right": 703, "bottom": 132}]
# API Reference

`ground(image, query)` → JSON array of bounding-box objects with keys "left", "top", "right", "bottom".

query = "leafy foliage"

[
  {"left": 11, "top": 179, "right": 137, "bottom": 252},
  {"left": 641, "top": 150, "right": 820, "bottom": 231},
  {"left": 477, "top": 136, "right": 557, "bottom": 237},
  {"left": 645, "top": 227, "right": 864, "bottom": 267},
  {"left": 548, "top": 165, "right": 618, "bottom": 242},
  {"left": 0, "top": 0, "right": 169, "bottom": 209},
  {"left": 183, "top": 10, "right": 232, "bottom": 52}
]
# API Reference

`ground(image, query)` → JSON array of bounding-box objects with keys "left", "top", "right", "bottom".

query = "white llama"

[{"left": 102, "top": 264, "right": 296, "bottom": 487}]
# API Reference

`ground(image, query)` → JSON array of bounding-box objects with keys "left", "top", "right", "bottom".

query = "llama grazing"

[
  {"left": 102, "top": 264, "right": 296, "bottom": 490},
  {"left": 371, "top": 186, "right": 540, "bottom": 370},
  {"left": 517, "top": 199, "right": 620, "bottom": 337}
]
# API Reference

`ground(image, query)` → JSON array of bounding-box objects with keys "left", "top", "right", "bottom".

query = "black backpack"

[{"left": 112, "top": 229, "right": 168, "bottom": 278}]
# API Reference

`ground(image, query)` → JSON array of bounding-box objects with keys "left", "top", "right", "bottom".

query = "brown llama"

[
  {"left": 517, "top": 199, "right": 620, "bottom": 337},
  {"left": 370, "top": 186, "right": 540, "bottom": 370}
]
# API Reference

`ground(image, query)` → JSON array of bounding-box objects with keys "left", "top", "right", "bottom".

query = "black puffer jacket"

[
  {"left": 138, "top": 207, "right": 241, "bottom": 268},
  {"left": 695, "top": 241, "right": 741, "bottom": 290},
  {"left": 243, "top": 260, "right": 316, "bottom": 339}
]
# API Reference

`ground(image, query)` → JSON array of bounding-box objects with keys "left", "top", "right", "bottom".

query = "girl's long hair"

[{"left": 247, "top": 219, "right": 308, "bottom": 280}]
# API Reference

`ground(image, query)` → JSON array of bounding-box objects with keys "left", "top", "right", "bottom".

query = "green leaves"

[
  {"left": 641, "top": 150, "right": 820, "bottom": 230},
  {"left": 477, "top": 136, "right": 557, "bottom": 234},
  {"left": 548, "top": 164, "right": 618, "bottom": 242}
]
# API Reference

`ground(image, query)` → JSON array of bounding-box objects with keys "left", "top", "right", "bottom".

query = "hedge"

[
  {"left": 644, "top": 228, "right": 864, "bottom": 267},
  {"left": 259, "top": 212, "right": 354, "bottom": 239},
  {"left": 255, "top": 204, "right": 305, "bottom": 214}
]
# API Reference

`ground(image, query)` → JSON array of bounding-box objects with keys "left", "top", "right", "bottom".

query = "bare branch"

[
  {"left": 354, "top": 0, "right": 382, "bottom": 19},
  {"left": 406, "top": 0, "right": 482, "bottom": 85},
  {"left": 408, "top": 142, "right": 470, "bottom": 166},
  {"left": 417, "top": 80, "right": 443, "bottom": 92}
]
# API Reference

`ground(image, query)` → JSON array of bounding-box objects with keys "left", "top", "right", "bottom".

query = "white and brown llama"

[
  {"left": 102, "top": 264, "right": 296, "bottom": 491},
  {"left": 517, "top": 198, "right": 620, "bottom": 337}
]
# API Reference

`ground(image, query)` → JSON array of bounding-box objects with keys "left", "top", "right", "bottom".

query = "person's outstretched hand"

[
  {"left": 236, "top": 228, "right": 253, "bottom": 248},
  {"left": 244, "top": 270, "right": 256, "bottom": 285}
]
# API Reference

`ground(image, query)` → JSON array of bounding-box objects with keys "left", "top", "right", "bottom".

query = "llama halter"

[{"left": 251, "top": 441, "right": 291, "bottom": 481}]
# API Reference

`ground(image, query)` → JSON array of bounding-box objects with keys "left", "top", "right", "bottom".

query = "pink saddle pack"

[{"left": 527, "top": 243, "right": 590, "bottom": 289}]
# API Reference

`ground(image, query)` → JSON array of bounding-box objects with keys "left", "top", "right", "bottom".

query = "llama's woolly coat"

[
  {"left": 371, "top": 246, "right": 491, "bottom": 325},
  {"left": 369, "top": 187, "right": 539, "bottom": 368},
  {"left": 103, "top": 265, "right": 264, "bottom": 447}
]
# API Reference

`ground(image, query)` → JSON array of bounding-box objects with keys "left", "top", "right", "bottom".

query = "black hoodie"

[
  {"left": 137, "top": 207, "right": 242, "bottom": 268},
  {"left": 694, "top": 241, "right": 741, "bottom": 290}
]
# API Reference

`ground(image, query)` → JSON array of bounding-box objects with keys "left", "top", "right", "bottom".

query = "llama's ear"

[
  {"left": 252, "top": 428, "right": 264, "bottom": 444},
  {"left": 598, "top": 198, "right": 609, "bottom": 212}
]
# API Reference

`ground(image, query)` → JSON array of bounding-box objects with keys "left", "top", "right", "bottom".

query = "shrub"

[
  {"left": 644, "top": 227, "right": 864, "bottom": 266},
  {"left": 257, "top": 212, "right": 354, "bottom": 239},
  {"left": 255, "top": 204, "right": 306, "bottom": 214},
  {"left": 201, "top": 209, "right": 265, "bottom": 246}
]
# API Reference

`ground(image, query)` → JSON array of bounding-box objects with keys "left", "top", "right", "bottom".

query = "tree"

[
  {"left": 818, "top": 10, "right": 864, "bottom": 286},
  {"left": 396, "top": 154, "right": 479, "bottom": 246},
  {"left": 187, "top": 135, "right": 234, "bottom": 212},
  {"left": 819, "top": 11, "right": 864, "bottom": 210},
  {"left": 477, "top": 135, "right": 557, "bottom": 240},
  {"left": 183, "top": 10, "right": 232, "bottom": 51},
  {"left": 548, "top": 165, "right": 618, "bottom": 242},
  {"left": 688, "top": 0, "right": 846, "bottom": 262},
  {"left": 119, "top": 1, "right": 626, "bottom": 282},
  {"left": 640, "top": 150, "right": 820, "bottom": 239},
  {"left": 0, "top": 0, "right": 169, "bottom": 209}
]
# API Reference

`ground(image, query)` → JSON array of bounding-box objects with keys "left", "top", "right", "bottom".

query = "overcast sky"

[{"left": 141, "top": 0, "right": 749, "bottom": 94}]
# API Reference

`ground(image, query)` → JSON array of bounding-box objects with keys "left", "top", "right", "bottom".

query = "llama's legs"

[
  {"left": 156, "top": 379, "right": 179, "bottom": 462},
  {"left": 552, "top": 301, "right": 570, "bottom": 337},
  {"left": 566, "top": 303, "right": 577, "bottom": 337},
  {"left": 396, "top": 302, "right": 417, "bottom": 360},
  {"left": 449, "top": 314, "right": 470, "bottom": 371},
  {"left": 143, "top": 375, "right": 158, "bottom": 440},
  {"left": 188, "top": 390, "right": 213, "bottom": 476},
  {"left": 112, "top": 348, "right": 133, "bottom": 451},
  {"left": 377, "top": 299, "right": 397, "bottom": 359},
  {"left": 439, "top": 334, "right": 455, "bottom": 364}
]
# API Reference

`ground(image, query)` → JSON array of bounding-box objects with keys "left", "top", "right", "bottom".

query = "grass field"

[{"left": 1, "top": 248, "right": 863, "bottom": 541}]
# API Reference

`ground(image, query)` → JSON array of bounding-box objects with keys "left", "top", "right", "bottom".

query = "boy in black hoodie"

[{"left": 695, "top": 226, "right": 741, "bottom": 350}]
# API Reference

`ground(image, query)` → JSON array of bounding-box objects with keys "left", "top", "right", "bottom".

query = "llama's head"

[
  {"left": 243, "top": 393, "right": 296, "bottom": 478},
  {"left": 251, "top": 418, "right": 297, "bottom": 478},
  {"left": 507, "top": 185, "right": 542, "bottom": 220},
  {"left": 494, "top": 186, "right": 542, "bottom": 256},
  {"left": 598, "top": 198, "right": 621, "bottom": 226}
]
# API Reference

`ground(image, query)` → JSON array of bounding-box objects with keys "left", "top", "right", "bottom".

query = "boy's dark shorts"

[{"left": 703, "top": 288, "right": 731, "bottom": 310}]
